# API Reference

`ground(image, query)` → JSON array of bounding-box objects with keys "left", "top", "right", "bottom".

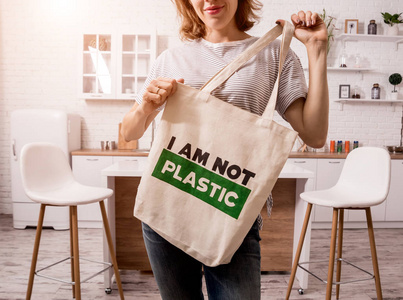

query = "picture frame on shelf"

[
  {"left": 339, "top": 84, "right": 351, "bottom": 99},
  {"left": 345, "top": 19, "right": 359, "bottom": 34}
]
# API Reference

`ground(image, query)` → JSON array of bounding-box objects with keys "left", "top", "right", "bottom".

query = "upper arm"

[{"left": 283, "top": 97, "right": 305, "bottom": 133}]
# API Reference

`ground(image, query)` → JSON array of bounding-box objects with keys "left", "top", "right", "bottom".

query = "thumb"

[
  {"left": 275, "top": 19, "right": 285, "bottom": 27},
  {"left": 177, "top": 78, "right": 185, "bottom": 84}
]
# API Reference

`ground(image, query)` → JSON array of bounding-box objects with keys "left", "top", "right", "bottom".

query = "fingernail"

[
  {"left": 301, "top": 21, "right": 305, "bottom": 26},
  {"left": 307, "top": 21, "right": 311, "bottom": 26},
  {"left": 296, "top": 19, "right": 300, "bottom": 23}
]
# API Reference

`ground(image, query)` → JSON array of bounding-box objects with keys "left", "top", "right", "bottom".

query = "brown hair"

[{"left": 172, "top": 0, "right": 263, "bottom": 40}]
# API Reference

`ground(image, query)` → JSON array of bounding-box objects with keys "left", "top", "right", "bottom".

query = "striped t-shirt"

[
  {"left": 136, "top": 36, "right": 307, "bottom": 227},
  {"left": 136, "top": 36, "right": 307, "bottom": 119}
]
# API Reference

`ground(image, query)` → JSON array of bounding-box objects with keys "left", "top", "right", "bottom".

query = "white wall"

[{"left": 1, "top": 0, "right": 402, "bottom": 214}]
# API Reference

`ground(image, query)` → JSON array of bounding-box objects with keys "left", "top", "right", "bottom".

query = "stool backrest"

[
  {"left": 336, "top": 147, "right": 391, "bottom": 205},
  {"left": 20, "top": 142, "right": 74, "bottom": 196}
]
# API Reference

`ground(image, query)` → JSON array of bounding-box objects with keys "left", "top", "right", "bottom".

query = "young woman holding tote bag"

[{"left": 121, "top": 1, "right": 329, "bottom": 299}]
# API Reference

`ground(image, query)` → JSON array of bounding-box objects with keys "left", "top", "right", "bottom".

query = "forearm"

[
  {"left": 301, "top": 43, "right": 329, "bottom": 147},
  {"left": 121, "top": 103, "right": 158, "bottom": 141}
]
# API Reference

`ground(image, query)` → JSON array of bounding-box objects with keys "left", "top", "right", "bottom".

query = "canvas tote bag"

[{"left": 134, "top": 21, "right": 298, "bottom": 266}]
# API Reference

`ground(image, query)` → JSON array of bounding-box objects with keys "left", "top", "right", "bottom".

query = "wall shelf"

[
  {"left": 327, "top": 67, "right": 374, "bottom": 72},
  {"left": 334, "top": 98, "right": 403, "bottom": 110},
  {"left": 336, "top": 33, "right": 403, "bottom": 50},
  {"left": 304, "top": 67, "right": 373, "bottom": 72}
]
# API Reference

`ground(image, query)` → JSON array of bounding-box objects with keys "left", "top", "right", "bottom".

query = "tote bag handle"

[{"left": 200, "top": 21, "right": 294, "bottom": 121}]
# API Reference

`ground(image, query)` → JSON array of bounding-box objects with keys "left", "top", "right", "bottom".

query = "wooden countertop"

[
  {"left": 72, "top": 149, "right": 403, "bottom": 159},
  {"left": 71, "top": 149, "right": 149, "bottom": 157}
]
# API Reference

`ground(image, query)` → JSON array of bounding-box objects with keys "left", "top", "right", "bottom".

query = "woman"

[{"left": 121, "top": 0, "right": 328, "bottom": 299}]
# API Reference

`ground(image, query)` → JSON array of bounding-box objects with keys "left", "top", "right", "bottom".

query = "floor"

[{"left": 0, "top": 214, "right": 402, "bottom": 300}]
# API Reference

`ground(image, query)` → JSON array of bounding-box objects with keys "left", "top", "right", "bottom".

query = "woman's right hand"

[{"left": 141, "top": 77, "right": 185, "bottom": 114}]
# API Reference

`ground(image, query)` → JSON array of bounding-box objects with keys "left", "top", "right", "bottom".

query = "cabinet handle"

[
  {"left": 86, "top": 158, "right": 99, "bottom": 161},
  {"left": 90, "top": 94, "right": 103, "bottom": 98},
  {"left": 12, "top": 139, "right": 17, "bottom": 161},
  {"left": 293, "top": 161, "right": 306, "bottom": 164},
  {"left": 329, "top": 161, "right": 341, "bottom": 164}
]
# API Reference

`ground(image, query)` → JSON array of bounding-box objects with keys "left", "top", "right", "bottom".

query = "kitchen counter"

[
  {"left": 72, "top": 148, "right": 403, "bottom": 159},
  {"left": 101, "top": 160, "right": 314, "bottom": 291}
]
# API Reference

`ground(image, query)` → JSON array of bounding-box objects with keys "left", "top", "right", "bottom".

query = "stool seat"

[
  {"left": 20, "top": 142, "right": 124, "bottom": 300},
  {"left": 26, "top": 181, "right": 113, "bottom": 206},
  {"left": 301, "top": 186, "right": 387, "bottom": 208}
]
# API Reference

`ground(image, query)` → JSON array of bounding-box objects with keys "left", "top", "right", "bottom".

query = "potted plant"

[
  {"left": 389, "top": 73, "right": 402, "bottom": 100},
  {"left": 381, "top": 12, "right": 403, "bottom": 35},
  {"left": 319, "top": 9, "right": 338, "bottom": 55}
]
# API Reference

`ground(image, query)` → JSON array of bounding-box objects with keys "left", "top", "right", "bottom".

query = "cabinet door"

[
  {"left": 116, "top": 33, "right": 156, "bottom": 100},
  {"left": 314, "top": 159, "right": 345, "bottom": 222},
  {"left": 385, "top": 160, "right": 403, "bottom": 221},
  {"left": 113, "top": 156, "right": 148, "bottom": 169},
  {"left": 348, "top": 197, "right": 387, "bottom": 222},
  {"left": 287, "top": 158, "right": 317, "bottom": 189},
  {"left": 287, "top": 158, "right": 317, "bottom": 219},
  {"left": 72, "top": 156, "right": 113, "bottom": 227}
]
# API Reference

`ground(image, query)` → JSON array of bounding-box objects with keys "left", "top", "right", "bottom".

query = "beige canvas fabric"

[{"left": 134, "top": 22, "right": 298, "bottom": 266}]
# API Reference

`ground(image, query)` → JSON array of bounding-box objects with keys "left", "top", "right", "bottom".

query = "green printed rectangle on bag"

[{"left": 152, "top": 149, "right": 251, "bottom": 219}]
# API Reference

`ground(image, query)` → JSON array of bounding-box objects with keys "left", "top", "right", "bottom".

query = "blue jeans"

[{"left": 142, "top": 220, "right": 261, "bottom": 300}]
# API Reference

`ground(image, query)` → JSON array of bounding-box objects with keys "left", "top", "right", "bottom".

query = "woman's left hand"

[{"left": 277, "top": 11, "right": 327, "bottom": 49}]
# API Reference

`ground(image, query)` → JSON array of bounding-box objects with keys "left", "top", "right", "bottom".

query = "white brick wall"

[{"left": 0, "top": 0, "right": 402, "bottom": 214}]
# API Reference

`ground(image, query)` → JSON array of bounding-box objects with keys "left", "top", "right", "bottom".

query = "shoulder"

[{"left": 156, "top": 40, "right": 202, "bottom": 61}]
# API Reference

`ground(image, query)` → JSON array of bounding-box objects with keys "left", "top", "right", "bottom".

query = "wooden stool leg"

[
  {"left": 285, "top": 203, "right": 313, "bottom": 300},
  {"left": 71, "top": 206, "right": 81, "bottom": 300},
  {"left": 366, "top": 208, "right": 383, "bottom": 300},
  {"left": 99, "top": 200, "right": 125, "bottom": 300},
  {"left": 335, "top": 209, "right": 344, "bottom": 299},
  {"left": 69, "top": 206, "right": 76, "bottom": 299},
  {"left": 26, "top": 204, "right": 46, "bottom": 300},
  {"left": 326, "top": 208, "right": 339, "bottom": 300}
]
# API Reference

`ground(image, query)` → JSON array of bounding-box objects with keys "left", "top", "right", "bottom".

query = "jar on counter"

[
  {"left": 371, "top": 83, "right": 380, "bottom": 99},
  {"left": 368, "top": 20, "right": 377, "bottom": 35}
]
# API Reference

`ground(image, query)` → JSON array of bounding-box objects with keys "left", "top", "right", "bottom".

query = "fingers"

[
  {"left": 143, "top": 77, "right": 184, "bottom": 108},
  {"left": 291, "top": 11, "right": 318, "bottom": 27}
]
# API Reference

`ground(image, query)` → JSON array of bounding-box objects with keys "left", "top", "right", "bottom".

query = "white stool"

[
  {"left": 286, "top": 147, "right": 391, "bottom": 300},
  {"left": 20, "top": 142, "right": 124, "bottom": 300}
]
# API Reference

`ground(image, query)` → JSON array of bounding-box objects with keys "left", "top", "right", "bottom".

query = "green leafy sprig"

[{"left": 319, "top": 9, "right": 339, "bottom": 55}]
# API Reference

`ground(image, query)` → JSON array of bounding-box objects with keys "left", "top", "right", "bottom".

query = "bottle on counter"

[
  {"left": 371, "top": 83, "right": 381, "bottom": 99},
  {"left": 353, "top": 141, "right": 359, "bottom": 149},
  {"left": 337, "top": 141, "right": 343, "bottom": 153},
  {"left": 330, "top": 140, "right": 335, "bottom": 153},
  {"left": 345, "top": 141, "right": 350, "bottom": 153},
  {"left": 368, "top": 20, "right": 377, "bottom": 35}
]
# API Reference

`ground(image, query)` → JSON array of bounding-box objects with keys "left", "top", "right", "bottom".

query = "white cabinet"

[
  {"left": 117, "top": 34, "right": 156, "bottom": 100},
  {"left": 113, "top": 155, "right": 148, "bottom": 165},
  {"left": 79, "top": 31, "right": 156, "bottom": 100},
  {"left": 385, "top": 160, "right": 403, "bottom": 221},
  {"left": 72, "top": 155, "right": 148, "bottom": 228},
  {"left": 79, "top": 33, "right": 116, "bottom": 99},
  {"left": 72, "top": 156, "right": 113, "bottom": 228},
  {"left": 313, "top": 159, "right": 345, "bottom": 222}
]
